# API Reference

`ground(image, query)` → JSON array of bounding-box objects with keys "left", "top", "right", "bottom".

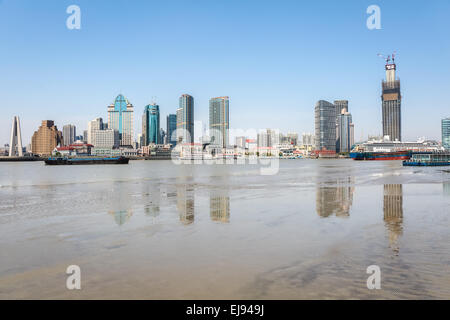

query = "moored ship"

[
  {"left": 350, "top": 150, "right": 411, "bottom": 161},
  {"left": 45, "top": 156, "right": 129, "bottom": 165},
  {"left": 350, "top": 138, "right": 443, "bottom": 161}
]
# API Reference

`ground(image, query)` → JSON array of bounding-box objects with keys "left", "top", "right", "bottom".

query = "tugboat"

[{"left": 45, "top": 156, "right": 129, "bottom": 165}]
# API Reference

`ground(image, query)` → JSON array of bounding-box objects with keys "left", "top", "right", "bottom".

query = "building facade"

[
  {"left": 381, "top": 61, "right": 402, "bottom": 141},
  {"left": 91, "top": 129, "right": 119, "bottom": 148},
  {"left": 209, "top": 96, "right": 229, "bottom": 148},
  {"left": 235, "top": 136, "right": 246, "bottom": 149},
  {"left": 108, "top": 94, "right": 134, "bottom": 147},
  {"left": 142, "top": 104, "right": 160, "bottom": 146},
  {"left": 176, "top": 94, "right": 194, "bottom": 144},
  {"left": 87, "top": 117, "right": 104, "bottom": 145},
  {"left": 31, "top": 120, "right": 63, "bottom": 156},
  {"left": 63, "top": 124, "right": 76, "bottom": 146},
  {"left": 314, "top": 100, "right": 336, "bottom": 152},
  {"left": 302, "top": 133, "right": 315, "bottom": 147},
  {"left": 334, "top": 100, "right": 348, "bottom": 119},
  {"left": 166, "top": 114, "right": 177, "bottom": 146},
  {"left": 442, "top": 118, "right": 450, "bottom": 150},
  {"left": 337, "top": 111, "right": 353, "bottom": 153}
]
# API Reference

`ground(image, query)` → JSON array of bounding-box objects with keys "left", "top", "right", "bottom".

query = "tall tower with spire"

[
  {"left": 9, "top": 116, "right": 23, "bottom": 157},
  {"left": 381, "top": 53, "right": 402, "bottom": 141}
]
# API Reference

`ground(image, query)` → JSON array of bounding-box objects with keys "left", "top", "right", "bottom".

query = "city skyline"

[{"left": 1, "top": 1, "right": 450, "bottom": 145}]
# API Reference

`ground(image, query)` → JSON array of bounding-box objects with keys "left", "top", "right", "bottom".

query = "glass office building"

[
  {"left": 209, "top": 96, "right": 230, "bottom": 148},
  {"left": 107, "top": 94, "right": 134, "bottom": 147},
  {"left": 142, "top": 104, "right": 160, "bottom": 145},
  {"left": 166, "top": 114, "right": 177, "bottom": 146},
  {"left": 314, "top": 100, "right": 336, "bottom": 152},
  {"left": 442, "top": 118, "right": 450, "bottom": 150}
]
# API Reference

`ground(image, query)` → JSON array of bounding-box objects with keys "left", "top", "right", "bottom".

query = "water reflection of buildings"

[
  {"left": 316, "top": 178, "right": 354, "bottom": 217},
  {"left": 383, "top": 184, "right": 403, "bottom": 252},
  {"left": 443, "top": 182, "right": 450, "bottom": 196},
  {"left": 109, "top": 210, "right": 133, "bottom": 226},
  {"left": 210, "top": 191, "right": 230, "bottom": 223},
  {"left": 177, "top": 183, "right": 195, "bottom": 224},
  {"left": 144, "top": 185, "right": 161, "bottom": 218}
]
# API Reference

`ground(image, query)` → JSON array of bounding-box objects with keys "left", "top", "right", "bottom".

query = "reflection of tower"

[
  {"left": 210, "top": 190, "right": 230, "bottom": 223},
  {"left": 9, "top": 116, "right": 23, "bottom": 157},
  {"left": 177, "top": 183, "right": 194, "bottom": 224},
  {"left": 109, "top": 210, "right": 133, "bottom": 226},
  {"left": 443, "top": 182, "right": 450, "bottom": 196},
  {"left": 316, "top": 177, "right": 354, "bottom": 217},
  {"left": 383, "top": 184, "right": 403, "bottom": 251}
]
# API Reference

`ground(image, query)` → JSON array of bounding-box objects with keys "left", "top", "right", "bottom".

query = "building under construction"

[{"left": 380, "top": 53, "right": 402, "bottom": 142}]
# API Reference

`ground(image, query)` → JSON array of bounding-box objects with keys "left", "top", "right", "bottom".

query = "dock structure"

[{"left": 403, "top": 152, "right": 450, "bottom": 166}]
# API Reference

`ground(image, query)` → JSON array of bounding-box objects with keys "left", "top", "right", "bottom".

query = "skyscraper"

[
  {"left": 31, "top": 120, "right": 63, "bottom": 156},
  {"left": 337, "top": 110, "right": 353, "bottom": 153},
  {"left": 9, "top": 116, "right": 23, "bottom": 157},
  {"left": 142, "top": 104, "right": 160, "bottom": 145},
  {"left": 176, "top": 94, "right": 194, "bottom": 144},
  {"left": 166, "top": 114, "right": 177, "bottom": 146},
  {"left": 63, "top": 124, "right": 76, "bottom": 146},
  {"left": 108, "top": 94, "right": 134, "bottom": 147},
  {"left": 209, "top": 96, "right": 229, "bottom": 148},
  {"left": 381, "top": 57, "right": 402, "bottom": 141},
  {"left": 334, "top": 100, "right": 348, "bottom": 119},
  {"left": 314, "top": 100, "right": 336, "bottom": 152},
  {"left": 442, "top": 118, "right": 450, "bottom": 150},
  {"left": 334, "top": 100, "right": 348, "bottom": 150}
]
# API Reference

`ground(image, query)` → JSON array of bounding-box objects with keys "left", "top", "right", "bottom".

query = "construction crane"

[{"left": 377, "top": 51, "right": 397, "bottom": 64}]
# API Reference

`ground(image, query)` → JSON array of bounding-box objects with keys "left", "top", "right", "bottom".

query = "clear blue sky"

[{"left": 1, "top": 0, "right": 449, "bottom": 145}]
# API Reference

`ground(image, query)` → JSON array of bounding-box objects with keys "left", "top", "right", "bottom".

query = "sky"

[{"left": 1, "top": 0, "right": 449, "bottom": 145}]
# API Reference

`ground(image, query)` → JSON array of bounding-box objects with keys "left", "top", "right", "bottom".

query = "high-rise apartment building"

[
  {"left": 257, "top": 129, "right": 279, "bottom": 148},
  {"left": 209, "top": 96, "right": 229, "bottom": 148},
  {"left": 9, "top": 116, "right": 23, "bottom": 157},
  {"left": 142, "top": 104, "right": 160, "bottom": 145},
  {"left": 334, "top": 100, "right": 348, "bottom": 149},
  {"left": 302, "top": 133, "right": 315, "bottom": 146},
  {"left": 31, "top": 120, "right": 63, "bottom": 156},
  {"left": 108, "top": 94, "right": 134, "bottom": 147},
  {"left": 63, "top": 124, "right": 76, "bottom": 146},
  {"left": 381, "top": 57, "right": 402, "bottom": 141},
  {"left": 314, "top": 100, "right": 336, "bottom": 152},
  {"left": 235, "top": 136, "right": 247, "bottom": 149},
  {"left": 442, "top": 118, "right": 450, "bottom": 150},
  {"left": 337, "top": 110, "right": 353, "bottom": 153},
  {"left": 334, "top": 100, "right": 348, "bottom": 119},
  {"left": 166, "top": 114, "right": 177, "bottom": 146},
  {"left": 176, "top": 94, "right": 194, "bottom": 144}
]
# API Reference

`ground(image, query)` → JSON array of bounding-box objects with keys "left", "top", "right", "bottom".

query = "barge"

[
  {"left": 45, "top": 156, "right": 129, "bottom": 165},
  {"left": 403, "top": 152, "right": 450, "bottom": 166},
  {"left": 350, "top": 150, "right": 411, "bottom": 161}
]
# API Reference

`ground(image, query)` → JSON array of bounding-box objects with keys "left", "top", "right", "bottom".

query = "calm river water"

[{"left": 0, "top": 159, "right": 449, "bottom": 299}]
